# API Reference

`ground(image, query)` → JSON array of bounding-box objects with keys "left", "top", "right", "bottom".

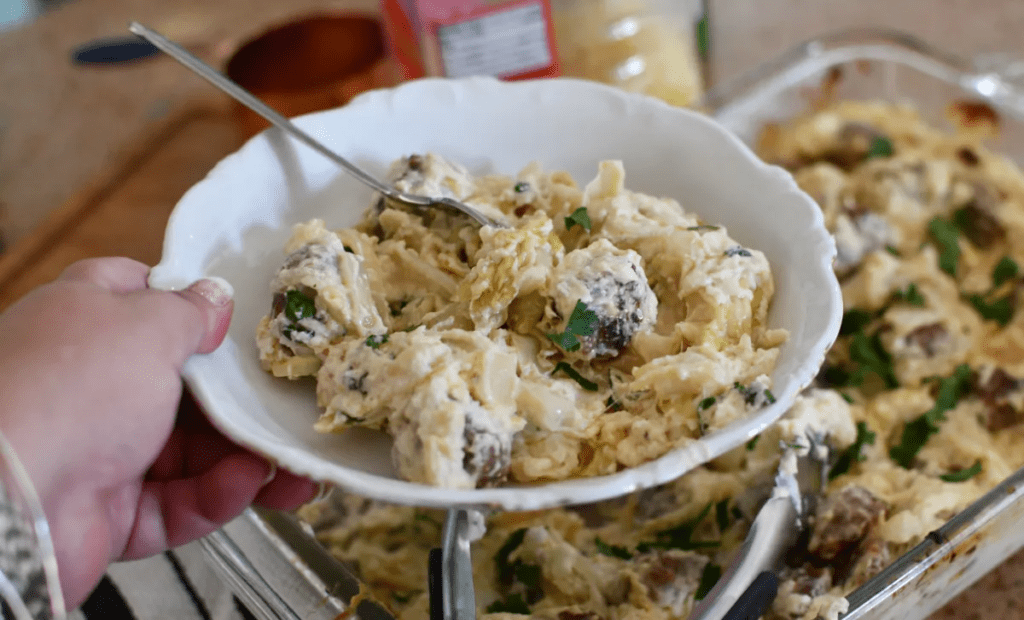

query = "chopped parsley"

[
  {"left": 885, "top": 245, "right": 901, "bottom": 256},
  {"left": 839, "top": 309, "right": 874, "bottom": 336},
  {"left": 725, "top": 246, "right": 753, "bottom": 258},
  {"left": 865, "top": 136, "right": 894, "bottom": 159},
  {"left": 491, "top": 528, "right": 544, "bottom": 612},
  {"left": 284, "top": 289, "right": 316, "bottom": 322},
  {"left": 486, "top": 594, "right": 530, "bottom": 615},
  {"left": 391, "top": 592, "right": 414, "bottom": 604},
  {"left": 966, "top": 292, "right": 1015, "bottom": 327},
  {"left": 514, "top": 182, "right": 530, "bottom": 193},
  {"left": 993, "top": 256, "right": 1019, "bottom": 288},
  {"left": 733, "top": 382, "right": 775, "bottom": 406},
  {"left": 892, "top": 283, "right": 926, "bottom": 306},
  {"left": 715, "top": 499, "right": 731, "bottom": 533},
  {"left": 638, "top": 502, "right": 720, "bottom": 552},
  {"left": 847, "top": 330, "right": 898, "bottom": 389},
  {"left": 564, "top": 207, "right": 592, "bottom": 232},
  {"left": 594, "top": 538, "right": 632, "bottom": 559},
  {"left": 828, "top": 421, "right": 876, "bottom": 480},
  {"left": 343, "top": 245, "right": 354, "bottom": 253},
  {"left": 745, "top": 435, "right": 760, "bottom": 451},
  {"left": 605, "top": 395, "right": 624, "bottom": 412},
  {"left": 687, "top": 224, "right": 720, "bottom": 232},
  {"left": 553, "top": 362, "right": 598, "bottom": 391},
  {"left": 694, "top": 563, "right": 722, "bottom": 601},
  {"left": 928, "top": 216, "right": 961, "bottom": 276},
  {"left": 698, "top": 396, "right": 716, "bottom": 411},
  {"left": 365, "top": 334, "right": 389, "bottom": 349},
  {"left": 840, "top": 392, "right": 854, "bottom": 404},
  {"left": 939, "top": 460, "right": 983, "bottom": 483},
  {"left": 546, "top": 300, "right": 598, "bottom": 352},
  {"left": 495, "top": 529, "right": 528, "bottom": 584},
  {"left": 889, "top": 364, "right": 972, "bottom": 468},
  {"left": 964, "top": 256, "right": 1020, "bottom": 326}
]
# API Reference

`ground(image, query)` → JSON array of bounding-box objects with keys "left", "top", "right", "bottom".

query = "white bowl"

[{"left": 149, "top": 76, "right": 841, "bottom": 511}]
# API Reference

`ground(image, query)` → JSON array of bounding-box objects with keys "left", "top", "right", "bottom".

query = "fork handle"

[{"left": 128, "top": 22, "right": 400, "bottom": 199}]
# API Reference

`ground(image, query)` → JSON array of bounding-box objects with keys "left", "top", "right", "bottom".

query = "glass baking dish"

[{"left": 199, "top": 28, "right": 1024, "bottom": 620}]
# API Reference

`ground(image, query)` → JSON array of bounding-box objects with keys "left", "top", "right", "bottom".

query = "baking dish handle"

[{"left": 700, "top": 27, "right": 1024, "bottom": 122}]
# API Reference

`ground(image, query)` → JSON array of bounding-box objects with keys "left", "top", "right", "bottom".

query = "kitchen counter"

[{"left": 1, "top": 0, "right": 1024, "bottom": 617}]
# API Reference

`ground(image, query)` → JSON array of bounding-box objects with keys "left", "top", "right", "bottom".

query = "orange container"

[{"left": 225, "top": 14, "right": 395, "bottom": 139}]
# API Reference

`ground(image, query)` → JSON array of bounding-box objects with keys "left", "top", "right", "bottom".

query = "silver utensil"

[
  {"left": 433, "top": 509, "right": 477, "bottom": 620},
  {"left": 689, "top": 435, "right": 829, "bottom": 620},
  {"left": 128, "top": 22, "right": 504, "bottom": 229}
]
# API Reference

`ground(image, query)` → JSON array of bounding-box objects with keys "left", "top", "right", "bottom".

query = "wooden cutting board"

[{"left": 0, "top": 104, "right": 245, "bottom": 310}]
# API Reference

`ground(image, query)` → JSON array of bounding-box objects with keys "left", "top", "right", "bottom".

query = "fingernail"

[
  {"left": 188, "top": 276, "right": 234, "bottom": 306},
  {"left": 312, "top": 482, "right": 331, "bottom": 503},
  {"left": 262, "top": 461, "right": 278, "bottom": 487}
]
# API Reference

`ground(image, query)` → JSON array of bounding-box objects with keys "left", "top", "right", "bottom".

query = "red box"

[{"left": 381, "top": 0, "right": 561, "bottom": 81}]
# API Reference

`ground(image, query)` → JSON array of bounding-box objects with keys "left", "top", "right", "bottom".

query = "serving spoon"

[{"left": 128, "top": 22, "right": 504, "bottom": 229}]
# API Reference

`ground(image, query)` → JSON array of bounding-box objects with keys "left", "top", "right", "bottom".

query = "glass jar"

[{"left": 550, "top": 0, "right": 705, "bottom": 107}]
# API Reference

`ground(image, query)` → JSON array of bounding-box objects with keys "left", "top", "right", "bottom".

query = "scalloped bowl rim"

[{"left": 150, "top": 76, "right": 841, "bottom": 511}]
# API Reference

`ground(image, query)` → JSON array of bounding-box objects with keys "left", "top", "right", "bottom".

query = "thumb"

[
  {"left": 134, "top": 277, "right": 235, "bottom": 366},
  {"left": 173, "top": 277, "right": 235, "bottom": 355}
]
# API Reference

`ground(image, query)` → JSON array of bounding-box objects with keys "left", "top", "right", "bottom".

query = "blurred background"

[{"left": 1, "top": 0, "right": 1024, "bottom": 267}]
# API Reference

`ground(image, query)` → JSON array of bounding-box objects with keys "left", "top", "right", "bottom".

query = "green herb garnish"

[
  {"left": 514, "top": 182, "right": 530, "bottom": 193},
  {"left": 866, "top": 136, "right": 894, "bottom": 159},
  {"left": 764, "top": 389, "right": 777, "bottom": 404},
  {"left": 829, "top": 421, "right": 876, "bottom": 480},
  {"left": 746, "top": 435, "right": 760, "bottom": 451},
  {"left": 889, "top": 364, "right": 972, "bottom": 468},
  {"left": 594, "top": 538, "right": 632, "bottom": 559},
  {"left": 698, "top": 396, "right": 716, "bottom": 411},
  {"left": 284, "top": 289, "right": 316, "bottom": 323},
  {"left": 546, "top": 300, "right": 598, "bottom": 352},
  {"left": 605, "top": 395, "right": 623, "bottom": 412},
  {"left": 939, "top": 460, "right": 983, "bottom": 483},
  {"left": 715, "top": 499, "right": 731, "bottom": 533},
  {"left": 687, "top": 224, "right": 720, "bottom": 232},
  {"left": 885, "top": 245, "right": 901, "bottom": 256},
  {"left": 966, "top": 293, "right": 1015, "bottom": 327},
  {"left": 848, "top": 331, "right": 898, "bottom": 389},
  {"left": 486, "top": 594, "right": 530, "bottom": 615},
  {"left": 638, "top": 502, "right": 720, "bottom": 552},
  {"left": 840, "top": 392, "right": 854, "bottom": 404},
  {"left": 892, "top": 283, "right": 926, "bottom": 306},
  {"left": 839, "top": 309, "right": 874, "bottom": 336},
  {"left": 993, "top": 256, "right": 1019, "bottom": 288},
  {"left": 564, "top": 207, "right": 592, "bottom": 232},
  {"left": 929, "top": 217, "right": 961, "bottom": 276},
  {"left": 694, "top": 563, "right": 722, "bottom": 601},
  {"left": 365, "top": 334, "right": 389, "bottom": 349},
  {"left": 553, "top": 362, "right": 598, "bottom": 391},
  {"left": 495, "top": 529, "right": 527, "bottom": 584}
]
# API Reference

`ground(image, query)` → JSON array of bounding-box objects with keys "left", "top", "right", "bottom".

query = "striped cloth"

[{"left": 75, "top": 542, "right": 255, "bottom": 620}]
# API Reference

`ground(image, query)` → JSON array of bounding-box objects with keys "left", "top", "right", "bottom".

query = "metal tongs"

[
  {"left": 429, "top": 509, "right": 479, "bottom": 620},
  {"left": 689, "top": 434, "right": 829, "bottom": 620}
]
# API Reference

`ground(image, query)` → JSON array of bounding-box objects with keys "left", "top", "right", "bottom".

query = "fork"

[{"left": 128, "top": 22, "right": 505, "bottom": 229}]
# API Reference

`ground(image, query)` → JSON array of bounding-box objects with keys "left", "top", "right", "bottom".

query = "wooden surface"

[{"left": 0, "top": 104, "right": 243, "bottom": 309}]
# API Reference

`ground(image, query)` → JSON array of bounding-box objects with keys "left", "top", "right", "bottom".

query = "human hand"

[{"left": 0, "top": 257, "right": 318, "bottom": 609}]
